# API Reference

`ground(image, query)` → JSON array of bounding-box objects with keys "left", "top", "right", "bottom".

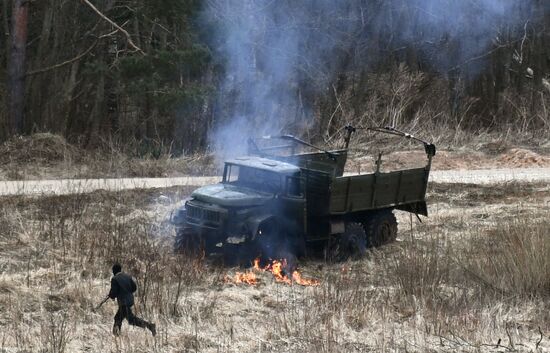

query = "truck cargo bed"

[{"left": 329, "top": 167, "right": 429, "bottom": 214}]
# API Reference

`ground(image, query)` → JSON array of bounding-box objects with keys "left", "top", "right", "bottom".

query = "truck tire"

[
  {"left": 364, "top": 210, "right": 398, "bottom": 247},
  {"left": 327, "top": 222, "right": 367, "bottom": 261}
]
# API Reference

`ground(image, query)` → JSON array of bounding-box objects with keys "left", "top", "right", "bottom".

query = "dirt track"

[
  {"left": 426, "top": 167, "right": 550, "bottom": 184},
  {"left": 0, "top": 168, "right": 548, "bottom": 196}
]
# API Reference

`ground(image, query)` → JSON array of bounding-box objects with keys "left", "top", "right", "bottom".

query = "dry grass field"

[
  {"left": 0, "top": 181, "right": 549, "bottom": 352},
  {"left": 0, "top": 133, "right": 549, "bottom": 181}
]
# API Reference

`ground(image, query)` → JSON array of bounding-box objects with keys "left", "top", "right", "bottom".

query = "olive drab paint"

[{"left": 172, "top": 126, "right": 435, "bottom": 257}]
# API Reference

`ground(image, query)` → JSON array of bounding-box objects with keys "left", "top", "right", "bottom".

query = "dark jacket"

[{"left": 108, "top": 272, "right": 137, "bottom": 306}]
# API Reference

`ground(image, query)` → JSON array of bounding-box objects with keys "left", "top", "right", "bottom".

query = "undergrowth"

[{"left": 0, "top": 184, "right": 548, "bottom": 352}]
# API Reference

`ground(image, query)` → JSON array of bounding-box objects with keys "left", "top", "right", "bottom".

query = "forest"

[{"left": 1, "top": 0, "right": 549, "bottom": 155}]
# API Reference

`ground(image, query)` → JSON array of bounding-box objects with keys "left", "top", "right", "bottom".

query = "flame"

[
  {"left": 270, "top": 259, "right": 292, "bottom": 285},
  {"left": 225, "top": 270, "right": 258, "bottom": 285},
  {"left": 291, "top": 270, "right": 320, "bottom": 286},
  {"left": 253, "top": 258, "right": 262, "bottom": 270},
  {"left": 253, "top": 258, "right": 320, "bottom": 286},
  {"left": 226, "top": 258, "right": 320, "bottom": 286}
]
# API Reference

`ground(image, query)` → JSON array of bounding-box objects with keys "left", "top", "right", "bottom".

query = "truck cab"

[{"left": 173, "top": 156, "right": 306, "bottom": 258}]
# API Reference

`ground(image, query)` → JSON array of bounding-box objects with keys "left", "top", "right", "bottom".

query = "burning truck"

[{"left": 171, "top": 126, "right": 436, "bottom": 261}]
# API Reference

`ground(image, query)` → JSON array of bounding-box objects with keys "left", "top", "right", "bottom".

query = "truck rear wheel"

[
  {"left": 364, "top": 210, "right": 398, "bottom": 247},
  {"left": 327, "top": 222, "right": 367, "bottom": 261}
]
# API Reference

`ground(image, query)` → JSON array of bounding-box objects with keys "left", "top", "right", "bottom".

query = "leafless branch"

[
  {"left": 325, "top": 84, "right": 345, "bottom": 141},
  {"left": 80, "top": 0, "right": 144, "bottom": 55},
  {"left": 26, "top": 41, "right": 98, "bottom": 76},
  {"left": 99, "top": 28, "right": 120, "bottom": 39}
]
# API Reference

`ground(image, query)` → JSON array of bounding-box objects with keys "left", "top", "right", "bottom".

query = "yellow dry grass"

[
  {"left": 0, "top": 182, "right": 549, "bottom": 352},
  {"left": 1, "top": 132, "right": 549, "bottom": 181}
]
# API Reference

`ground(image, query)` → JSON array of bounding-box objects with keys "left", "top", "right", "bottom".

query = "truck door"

[
  {"left": 303, "top": 169, "right": 331, "bottom": 239},
  {"left": 278, "top": 175, "right": 306, "bottom": 236}
]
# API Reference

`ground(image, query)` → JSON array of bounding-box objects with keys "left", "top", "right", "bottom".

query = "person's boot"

[
  {"left": 148, "top": 322, "right": 156, "bottom": 336},
  {"left": 112, "top": 325, "right": 121, "bottom": 336}
]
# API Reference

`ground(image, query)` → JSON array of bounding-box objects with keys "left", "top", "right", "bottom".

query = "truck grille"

[{"left": 186, "top": 204, "right": 221, "bottom": 224}]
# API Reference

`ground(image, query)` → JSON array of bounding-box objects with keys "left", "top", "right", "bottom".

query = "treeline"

[
  {"left": 1, "top": 0, "right": 549, "bottom": 154},
  {"left": 1, "top": 0, "right": 210, "bottom": 153}
]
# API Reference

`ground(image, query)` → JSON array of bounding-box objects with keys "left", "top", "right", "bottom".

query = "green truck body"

[{"left": 172, "top": 126, "right": 435, "bottom": 259}]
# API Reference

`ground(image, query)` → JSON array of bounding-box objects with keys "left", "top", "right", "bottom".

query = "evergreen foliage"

[{"left": 0, "top": 0, "right": 548, "bottom": 152}]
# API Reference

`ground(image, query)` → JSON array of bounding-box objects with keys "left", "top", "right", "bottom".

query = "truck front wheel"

[
  {"left": 254, "top": 219, "right": 304, "bottom": 261},
  {"left": 255, "top": 220, "right": 281, "bottom": 260},
  {"left": 174, "top": 226, "right": 204, "bottom": 256},
  {"left": 364, "top": 210, "right": 398, "bottom": 247}
]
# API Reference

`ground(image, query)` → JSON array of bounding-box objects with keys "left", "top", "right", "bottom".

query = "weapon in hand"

[{"left": 93, "top": 296, "right": 110, "bottom": 312}]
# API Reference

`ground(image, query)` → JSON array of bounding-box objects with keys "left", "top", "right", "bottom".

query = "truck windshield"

[{"left": 224, "top": 165, "right": 282, "bottom": 193}]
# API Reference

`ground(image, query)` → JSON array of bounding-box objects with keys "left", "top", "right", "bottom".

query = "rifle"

[{"left": 93, "top": 296, "right": 110, "bottom": 312}]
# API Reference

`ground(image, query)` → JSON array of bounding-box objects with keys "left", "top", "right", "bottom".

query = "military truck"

[{"left": 171, "top": 126, "right": 436, "bottom": 260}]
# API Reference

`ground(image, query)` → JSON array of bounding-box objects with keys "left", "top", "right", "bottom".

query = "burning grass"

[
  {"left": 0, "top": 182, "right": 549, "bottom": 352},
  {"left": 225, "top": 270, "right": 259, "bottom": 285},
  {"left": 224, "top": 258, "right": 320, "bottom": 286}
]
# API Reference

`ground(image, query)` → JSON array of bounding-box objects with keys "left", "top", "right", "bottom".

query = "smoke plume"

[{"left": 201, "top": 0, "right": 534, "bottom": 157}]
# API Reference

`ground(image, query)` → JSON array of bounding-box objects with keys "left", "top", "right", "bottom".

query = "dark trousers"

[{"left": 113, "top": 305, "right": 149, "bottom": 335}]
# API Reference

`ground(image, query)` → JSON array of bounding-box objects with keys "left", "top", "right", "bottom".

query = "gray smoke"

[
  {"left": 392, "top": 0, "right": 533, "bottom": 71},
  {"left": 201, "top": 0, "right": 534, "bottom": 157}
]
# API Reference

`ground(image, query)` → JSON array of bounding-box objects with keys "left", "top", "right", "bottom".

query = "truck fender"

[
  {"left": 246, "top": 215, "right": 277, "bottom": 240},
  {"left": 396, "top": 201, "right": 428, "bottom": 217}
]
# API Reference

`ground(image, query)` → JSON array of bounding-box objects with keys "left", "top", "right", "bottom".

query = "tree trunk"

[
  {"left": 6, "top": 0, "right": 28, "bottom": 135},
  {"left": 2, "top": 0, "right": 9, "bottom": 60},
  {"left": 86, "top": 72, "right": 105, "bottom": 148}
]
